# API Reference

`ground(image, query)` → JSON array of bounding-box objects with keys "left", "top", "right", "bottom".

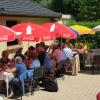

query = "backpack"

[{"left": 44, "top": 78, "right": 58, "bottom": 92}]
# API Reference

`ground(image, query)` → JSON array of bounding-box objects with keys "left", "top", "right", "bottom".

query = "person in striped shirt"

[{"left": 63, "top": 44, "right": 73, "bottom": 60}]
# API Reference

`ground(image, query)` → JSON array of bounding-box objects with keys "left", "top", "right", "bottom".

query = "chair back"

[
  {"left": 34, "top": 66, "right": 44, "bottom": 79},
  {"left": 26, "top": 69, "right": 34, "bottom": 94},
  {"left": 19, "top": 71, "right": 28, "bottom": 96},
  {"left": 63, "top": 58, "right": 71, "bottom": 66},
  {"left": 93, "top": 55, "right": 100, "bottom": 65},
  {"left": 19, "top": 70, "right": 33, "bottom": 96},
  {"left": 57, "top": 60, "right": 64, "bottom": 70},
  {"left": 27, "top": 69, "right": 34, "bottom": 78}
]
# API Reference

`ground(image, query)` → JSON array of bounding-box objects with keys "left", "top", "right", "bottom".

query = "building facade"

[{"left": 0, "top": 0, "right": 61, "bottom": 58}]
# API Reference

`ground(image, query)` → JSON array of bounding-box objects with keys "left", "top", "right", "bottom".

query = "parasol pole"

[
  {"left": 28, "top": 42, "right": 29, "bottom": 48},
  {"left": 61, "top": 38, "right": 63, "bottom": 50},
  {"left": 76, "top": 37, "right": 77, "bottom": 42},
  {"left": 59, "top": 28, "right": 63, "bottom": 50}
]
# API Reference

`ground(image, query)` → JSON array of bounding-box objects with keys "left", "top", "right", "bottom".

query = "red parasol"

[
  {"left": 11, "top": 23, "right": 53, "bottom": 42},
  {"left": 0, "top": 25, "right": 15, "bottom": 42},
  {"left": 42, "top": 22, "right": 77, "bottom": 39}
]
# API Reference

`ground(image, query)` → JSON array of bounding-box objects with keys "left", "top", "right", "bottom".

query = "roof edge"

[{"left": 0, "top": 13, "right": 61, "bottom": 18}]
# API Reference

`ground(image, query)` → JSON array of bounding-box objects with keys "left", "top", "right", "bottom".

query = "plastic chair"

[
  {"left": 33, "top": 66, "right": 44, "bottom": 90},
  {"left": 55, "top": 60, "right": 65, "bottom": 79},
  {"left": 19, "top": 72, "right": 27, "bottom": 96},
  {"left": 63, "top": 58, "right": 75, "bottom": 76},
  {"left": 63, "top": 58, "right": 71, "bottom": 70},
  {"left": 19, "top": 70, "right": 34, "bottom": 97},
  {"left": 26, "top": 70, "right": 34, "bottom": 94},
  {"left": 34, "top": 66, "right": 44, "bottom": 80}
]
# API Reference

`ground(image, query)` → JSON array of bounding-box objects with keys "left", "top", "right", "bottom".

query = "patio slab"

[{"left": 9, "top": 71, "right": 100, "bottom": 100}]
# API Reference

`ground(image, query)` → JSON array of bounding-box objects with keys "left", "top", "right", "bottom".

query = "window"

[
  {"left": 6, "top": 20, "right": 17, "bottom": 27},
  {"left": 6, "top": 20, "right": 19, "bottom": 46},
  {"left": 7, "top": 39, "right": 19, "bottom": 46}
]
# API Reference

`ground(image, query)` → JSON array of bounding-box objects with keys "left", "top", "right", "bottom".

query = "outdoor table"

[
  {"left": 72, "top": 53, "right": 80, "bottom": 75},
  {"left": 0, "top": 71, "right": 14, "bottom": 97},
  {"left": 74, "top": 53, "right": 80, "bottom": 71}
]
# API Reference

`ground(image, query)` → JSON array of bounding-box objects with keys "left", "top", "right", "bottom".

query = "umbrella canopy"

[
  {"left": 42, "top": 22, "right": 77, "bottom": 39},
  {"left": 11, "top": 23, "right": 53, "bottom": 42},
  {"left": 69, "top": 27, "right": 79, "bottom": 36},
  {"left": 70, "top": 25, "right": 95, "bottom": 35},
  {"left": 0, "top": 25, "right": 15, "bottom": 42},
  {"left": 92, "top": 25, "right": 100, "bottom": 32}
]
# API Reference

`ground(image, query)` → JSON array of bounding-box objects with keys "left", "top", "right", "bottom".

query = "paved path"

[{"left": 10, "top": 71, "right": 100, "bottom": 100}]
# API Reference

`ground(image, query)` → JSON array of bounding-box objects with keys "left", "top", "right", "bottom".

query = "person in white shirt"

[
  {"left": 63, "top": 44, "right": 74, "bottom": 74},
  {"left": 63, "top": 45, "right": 73, "bottom": 60}
]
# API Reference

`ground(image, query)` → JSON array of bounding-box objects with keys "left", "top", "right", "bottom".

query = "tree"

[
  {"left": 64, "top": 0, "right": 100, "bottom": 21},
  {"left": 32, "top": 0, "right": 52, "bottom": 9},
  {"left": 86, "top": 0, "right": 100, "bottom": 21},
  {"left": 32, "top": 0, "right": 41, "bottom": 3},
  {"left": 50, "top": 0, "right": 64, "bottom": 13},
  {"left": 39, "top": 0, "right": 52, "bottom": 9},
  {"left": 32, "top": 0, "right": 100, "bottom": 21}
]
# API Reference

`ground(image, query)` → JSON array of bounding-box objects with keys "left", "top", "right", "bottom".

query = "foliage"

[
  {"left": 32, "top": 0, "right": 100, "bottom": 49},
  {"left": 50, "top": 0, "right": 64, "bottom": 13},
  {"left": 32, "top": 0, "right": 52, "bottom": 9},
  {"left": 65, "top": 20, "right": 100, "bottom": 49},
  {"left": 65, "top": 20, "right": 100, "bottom": 28},
  {"left": 63, "top": 0, "right": 100, "bottom": 21},
  {"left": 32, "top": 0, "right": 100, "bottom": 21}
]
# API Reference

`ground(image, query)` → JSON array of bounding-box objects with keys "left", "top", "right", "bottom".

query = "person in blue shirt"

[
  {"left": 27, "top": 49, "right": 40, "bottom": 70},
  {"left": 44, "top": 53, "right": 53, "bottom": 70},
  {"left": 15, "top": 56, "right": 27, "bottom": 75},
  {"left": 36, "top": 43, "right": 54, "bottom": 75},
  {"left": 5, "top": 56, "right": 27, "bottom": 98},
  {"left": 6, "top": 56, "right": 27, "bottom": 75}
]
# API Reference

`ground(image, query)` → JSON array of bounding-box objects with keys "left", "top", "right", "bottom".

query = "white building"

[{"left": 0, "top": 0, "right": 61, "bottom": 58}]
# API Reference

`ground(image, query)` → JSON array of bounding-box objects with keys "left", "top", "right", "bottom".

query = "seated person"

[
  {"left": 14, "top": 47, "right": 25, "bottom": 60},
  {"left": 27, "top": 49, "right": 40, "bottom": 70},
  {"left": 0, "top": 50, "right": 11, "bottom": 69},
  {"left": 25, "top": 57, "right": 32, "bottom": 69},
  {"left": 36, "top": 43, "right": 54, "bottom": 74},
  {"left": 63, "top": 44, "right": 73, "bottom": 60},
  {"left": 52, "top": 43, "right": 64, "bottom": 62},
  {"left": 52, "top": 43, "right": 65, "bottom": 73},
  {"left": 65, "top": 40, "right": 73, "bottom": 49},
  {"left": 63, "top": 43, "right": 74, "bottom": 70},
  {"left": 44, "top": 51, "right": 53, "bottom": 70},
  {"left": 5, "top": 56, "right": 27, "bottom": 97},
  {"left": 24, "top": 46, "right": 35, "bottom": 57}
]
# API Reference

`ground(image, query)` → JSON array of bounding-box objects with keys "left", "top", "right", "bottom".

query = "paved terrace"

[{"left": 10, "top": 70, "right": 100, "bottom": 100}]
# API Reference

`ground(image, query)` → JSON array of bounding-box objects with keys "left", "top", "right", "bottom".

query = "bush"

[
  {"left": 64, "top": 20, "right": 100, "bottom": 49},
  {"left": 65, "top": 20, "right": 100, "bottom": 28}
]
